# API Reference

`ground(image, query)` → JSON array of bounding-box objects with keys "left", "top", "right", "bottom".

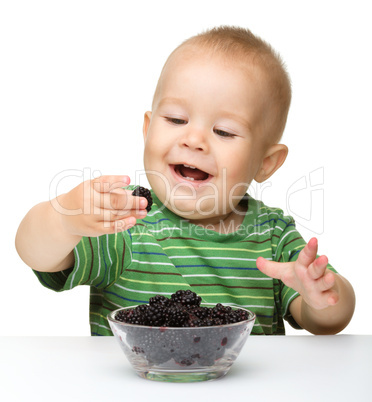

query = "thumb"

[{"left": 256, "top": 257, "right": 289, "bottom": 280}]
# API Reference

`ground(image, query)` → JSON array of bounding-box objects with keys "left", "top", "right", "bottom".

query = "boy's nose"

[{"left": 179, "top": 127, "right": 209, "bottom": 152}]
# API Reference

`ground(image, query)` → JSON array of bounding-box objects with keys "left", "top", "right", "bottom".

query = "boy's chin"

[
  {"left": 166, "top": 199, "right": 218, "bottom": 219},
  {"left": 165, "top": 201, "right": 231, "bottom": 224}
]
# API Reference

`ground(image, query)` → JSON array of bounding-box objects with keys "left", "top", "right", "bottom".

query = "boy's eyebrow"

[
  {"left": 157, "top": 97, "right": 188, "bottom": 107},
  {"left": 219, "top": 111, "right": 252, "bottom": 132}
]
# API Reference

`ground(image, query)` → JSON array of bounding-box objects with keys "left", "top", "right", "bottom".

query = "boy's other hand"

[
  {"left": 256, "top": 238, "right": 338, "bottom": 310},
  {"left": 52, "top": 175, "right": 148, "bottom": 237}
]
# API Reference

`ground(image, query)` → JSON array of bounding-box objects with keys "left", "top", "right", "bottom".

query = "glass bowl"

[{"left": 107, "top": 306, "right": 255, "bottom": 382}]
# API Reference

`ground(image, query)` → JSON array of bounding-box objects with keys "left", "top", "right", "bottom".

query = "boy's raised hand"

[
  {"left": 52, "top": 175, "right": 148, "bottom": 237},
  {"left": 256, "top": 238, "right": 338, "bottom": 310}
]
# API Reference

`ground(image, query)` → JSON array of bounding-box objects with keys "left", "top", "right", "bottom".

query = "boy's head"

[
  {"left": 154, "top": 26, "right": 291, "bottom": 143},
  {"left": 142, "top": 26, "right": 291, "bottom": 228}
]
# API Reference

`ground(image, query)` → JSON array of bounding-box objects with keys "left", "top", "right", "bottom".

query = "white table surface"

[{"left": 1, "top": 335, "right": 371, "bottom": 402}]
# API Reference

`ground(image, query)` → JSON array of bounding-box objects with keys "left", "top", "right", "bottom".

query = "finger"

[
  {"left": 110, "top": 208, "right": 148, "bottom": 218},
  {"left": 88, "top": 216, "right": 137, "bottom": 236},
  {"left": 308, "top": 289, "right": 339, "bottom": 310},
  {"left": 100, "top": 207, "right": 147, "bottom": 222},
  {"left": 315, "top": 270, "right": 335, "bottom": 292},
  {"left": 320, "top": 289, "right": 339, "bottom": 307},
  {"left": 296, "top": 237, "right": 318, "bottom": 269},
  {"left": 256, "top": 257, "right": 292, "bottom": 281},
  {"left": 308, "top": 255, "right": 328, "bottom": 280},
  {"left": 101, "top": 216, "right": 137, "bottom": 233},
  {"left": 113, "top": 217, "right": 137, "bottom": 233},
  {"left": 327, "top": 290, "right": 339, "bottom": 306},
  {"left": 95, "top": 190, "right": 147, "bottom": 211},
  {"left": 92, "top": 175, "right": 130, "bottom": 193}
]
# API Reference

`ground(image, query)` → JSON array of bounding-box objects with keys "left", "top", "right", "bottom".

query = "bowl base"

[{"left": 137, "top": 368, "right": 229, "bottom": 382}]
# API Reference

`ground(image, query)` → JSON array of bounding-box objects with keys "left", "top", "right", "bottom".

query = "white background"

[{"left": 1, "top": 0, "right": 371, "bottom": 336}]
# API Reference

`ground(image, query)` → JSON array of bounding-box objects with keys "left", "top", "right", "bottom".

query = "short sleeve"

[{"left": 33, "top": 230, "right": 133, "bottom": 292}]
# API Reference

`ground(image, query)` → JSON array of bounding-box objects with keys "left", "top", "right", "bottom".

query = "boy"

[{"left": 15, "top": 26, "right": 355, "bottom": 335}]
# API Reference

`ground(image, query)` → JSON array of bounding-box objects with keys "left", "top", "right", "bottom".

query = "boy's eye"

[
  {"left": 165, "top": 117, "right": 187, "bottom": 125},
  {"left": 214, "top": 129, "right": 235, "bottom": 138}
]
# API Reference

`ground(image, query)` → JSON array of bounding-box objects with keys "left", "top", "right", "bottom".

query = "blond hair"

[{"left": 154, "top": 26, "right": 292, "bottom": 142}]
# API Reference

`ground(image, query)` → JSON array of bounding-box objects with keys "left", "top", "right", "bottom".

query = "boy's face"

[{"left": 143, "top": 47, "right": 272, "bottom": 226}]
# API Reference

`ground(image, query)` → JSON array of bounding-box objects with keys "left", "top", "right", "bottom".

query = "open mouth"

[{"left": 171, "top": 164, "right": 212, "bottom": 182}]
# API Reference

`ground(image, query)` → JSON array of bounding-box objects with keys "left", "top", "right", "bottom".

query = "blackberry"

[
  {"left": 211, "top": 317, "right": 224, "bottom": 326},
  {"left": 115, "top": 294, "right": 249, "bottom": 328},
  {"left": 187, "top": 306, "right": 210, "bottom": 320},
  {"left": 202, "top": 316, "right": 216, "bottom": 327},
  {"left": 132, "top": 345, "right": 145, "bottom": 354},
  {"left": 143, "top": 305, "right": 167, "bottom": 326},
  {"left": 115, "top": 309, "right": 130, "bottom": 322},
  {"left": 234, "top": 308, "right": 250, "bottom": 321},
  {"left": 188, "top": 317, "right": 204, "bottom": 327},
  {"left": 131, "top": 186, "right": 153, "bottom": 212},
  {"left": 164, "top": 303, "right": 189, "bottom": 327},
  {"left": 171, "top": 290, "right": 202, "bottom": 307},
  {"left": 149, "top": 295, "right": 170, "bottom": 307},
  {"left": 211, "top": 303, "right": 234, "bottom": 324},
  {"left": 178, "top": 358, "right": 194, "bottom": 366},
  {"left": 126, "top": 308, "right": 146, "bottom": 325},
  {"left": 115, "top": 290, "right": 252, "bottom": 368},
  {"left": 115, "top": 304, "right": 148, "bottom": 325}
]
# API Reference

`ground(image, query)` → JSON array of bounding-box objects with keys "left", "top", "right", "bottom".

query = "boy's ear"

[
  {"left": 254, "top": 144, "right": 288, "bottom": 183},
  {"left": 143, "top": 111, "right": 152, "bottom": 141}
]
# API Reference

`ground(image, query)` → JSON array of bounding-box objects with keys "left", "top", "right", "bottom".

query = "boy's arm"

[
  {"left": 256, "top": 237, "right": 356, "bottom": 335},
  {"left": 15, "top": 175, "right": 148, "bottom": 273},
  {"left": 15, "top": 200, "right": 80, "bottom": 272}
]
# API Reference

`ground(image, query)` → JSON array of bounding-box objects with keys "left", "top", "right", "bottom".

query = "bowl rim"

[{"left": 107, "top": 305, "right": 256, "bottom": 330}]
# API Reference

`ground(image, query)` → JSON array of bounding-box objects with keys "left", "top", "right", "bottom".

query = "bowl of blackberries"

[{"left": 107, "top": 290, "right": 255, "bottom": 382}]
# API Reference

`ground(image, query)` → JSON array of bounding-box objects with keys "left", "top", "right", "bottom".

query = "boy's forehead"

[
  {"left": 161, "top": 46, "right": 207, "bottom": 78},
  {"left": 165, "top": 44, "right": 255, "bottom": 73},
  {"left": 153, "top": 45, "right": 261, "bottom": 104}
]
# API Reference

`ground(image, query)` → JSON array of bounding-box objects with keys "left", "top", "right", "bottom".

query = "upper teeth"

[{"left": 183, "top": 164, "right": 196, "bottom": 169}]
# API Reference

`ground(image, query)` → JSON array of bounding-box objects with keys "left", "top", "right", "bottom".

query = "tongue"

[{"left": 179, "top": 165, "right": 209, "bottom": 181}]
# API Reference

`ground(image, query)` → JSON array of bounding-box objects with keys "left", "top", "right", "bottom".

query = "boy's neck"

[{"left": 186, "top": 204, "right": 247, "bottom": 234}]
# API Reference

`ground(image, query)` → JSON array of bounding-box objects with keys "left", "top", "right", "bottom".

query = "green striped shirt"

[{"left": 34, "top": 190, "right": 335, "bottom": 335}]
